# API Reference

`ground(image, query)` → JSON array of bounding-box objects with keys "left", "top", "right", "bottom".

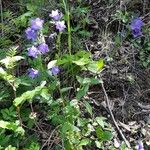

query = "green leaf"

[
  {"left": 87, "top": 63, "right": 98, "bottom": 73},
  {"left": 73, "top": 58, "right": 89, "bottom": 66},
  {"left": 64, "top": 140, "right": 74, "bottom": 150},
  {"left": 95, "top": 141, "right": 102, "bottom": 148},
  {"left": 0, "top": 67, "right": 14, "bottom": 81},
  {"left": 47, "top": 60, "right": 57, "bottom": 69},
  {"left": 0, "top": 56, "right": 24, "bottom": 68},
  {"left": 96, "top": 128, "right": 112, "bottom": 141},
  {"left": 13, "top": 82, "right": 46, "bottom": 106},
  {"left": 97, "top": 59, "right": 104, "bottom": 70},
  {"left": 62, "top": 122, "right": 80, "bottom": 134},
  {"left": 0, "top": 120, "right": 24, "bottom": 135},
  {"left": 76, "top": 84, "right": 89, "bottom": 100},
  {"left": 96, "top": 117, "right": 106, "bottom": 128},
  {"left": 24, "top": 142, "right": 40, "bottom": 150},
  {"left": 76, "top": 76, "right": 102, "bottom": 85},
  {"left": 84, "top": 101, "right": 92, "bottom": 116},
  {"left": 87, "top": 59, "right": 104, "bottom": 73},
  {"left": 16, "top": 12, "right": 32, "bottom": 27},
  {"left": 60, "top": 87, "right": 73, "bottom": 93},
  {"left": 26, "top": 3, "right": 38, "bottom": 12},
  {"left": 102, "top": 131, "right": 112, "bottom": 141},
  {"left": 5, "top": 145, "right": 17, "bottom": 150},
  {"left": 78, "top": 139, "right": 90, "bottom": 146}
]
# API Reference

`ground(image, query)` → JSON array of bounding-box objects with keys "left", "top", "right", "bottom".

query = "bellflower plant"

[
  {"left": 38, "top": 43, "right": 49, "bottom": 54},
  {"left": 28, "top": 68, "right": 39, "bottom": 79},
  {"left": 130, "top": 18, "right": 144, "bottom": 38},
  {"left": 28, "top": 46, "right": 39, "bottom": 58},
  {"left": 49, "top": 10, "right": 63, "bottom": 21},
  {"left": 25, "top": 27, "right": 37, "bottom": 41}
]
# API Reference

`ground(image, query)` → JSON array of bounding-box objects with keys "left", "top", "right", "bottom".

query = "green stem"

[
  {"left": 62, "top": 0, "right": 72, "bottom": 55},
  {"left": 57, "top": 32, "right": 62, "bottom": 57},
  {"left": 38, "top": 55, "right": 45, "bottom": 79},
  {"left": 58, "top": 79, "right": 65, "bottom": 107},
  {"left": 67, "top": 11, "right": 72, "bottom": 55},
  {"left": 62, "top": 0, "right": 67, "bottom": 12}
]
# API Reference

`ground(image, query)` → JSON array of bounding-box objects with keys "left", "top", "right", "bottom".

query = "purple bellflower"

[
  {"left": 49, "top": 10, "right": 63, "bottom": 21},
  {"left": 55, "top": 21, "right": 66, "bottom": 32},
  {"left": 137, "top": 141, "right": 144, "bottom": 150},
  {"left": 28, "top": 68, "right": 39, "bottom": 79},
  {"left": 51, "top": 66, "right": 60, "bottom": 75},
  {"left": 28, "top": 46, "right": 39, "bottom": 58},
  {"left": 38, "top": 43, "right": 49, "bottom": 54},
  {"left": 130, "top": 18, "right": 144, "bottom": 38},
  {"left": 31, "top": 18, "right": 44, "bottom": 30},
  {"left": 25, "top": 27, "right": 37, "bottom": 41}
]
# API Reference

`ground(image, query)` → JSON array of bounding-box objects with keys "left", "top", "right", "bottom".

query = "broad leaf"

[
  {"left": 96, "top": 127, "right": 112, "bottom": 141},
  {"left": 73, "top": 58, "right": 89, "bottom": 66},
  {"left": 96, "top": 117, "right": 106, "bottom": 128},
  {"left": 13, "top": 81, "right": 46, "bottom": 106}
]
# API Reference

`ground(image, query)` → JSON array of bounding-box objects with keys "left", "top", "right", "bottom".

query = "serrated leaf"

[{"left": 0, "top": 56, "right": 24, "bottom": 68}]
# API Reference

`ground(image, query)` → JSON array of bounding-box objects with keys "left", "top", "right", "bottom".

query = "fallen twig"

[
  {"left": 40, "top": 125, "right": 60, "bottom": 150},
  {"left": 137, "top": 102, "right": 150, "bottom": 110},
  {"left": 101, "top": 82, "right": 131, "bottom": 148}
]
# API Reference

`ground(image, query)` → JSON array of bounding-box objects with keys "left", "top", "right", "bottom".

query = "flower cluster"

[
  {"left": 49, "top": 10, "right": 66, "bottom": 32},
  {"left": 25, "top": 18, "right": 49, "bottom": 56},
  {"left": 25, "top": 11, "right": 63, "bottom": 79},
  {"left": 26, "top": 18, "right": 44, "bottom": 41},
  {"left": 28, "top": 43, "right": 49, "bottom": 58},
  {"left": 130, "top": 18, "right": 144, "bottom": 38}
]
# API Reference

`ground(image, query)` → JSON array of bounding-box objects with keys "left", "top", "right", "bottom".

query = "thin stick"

[
  {"left": 101, "top": 82, "right": 131, "bottom": 148},
  {"left": 40, "top": 125, "right": 60, "bottom": 150}
]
